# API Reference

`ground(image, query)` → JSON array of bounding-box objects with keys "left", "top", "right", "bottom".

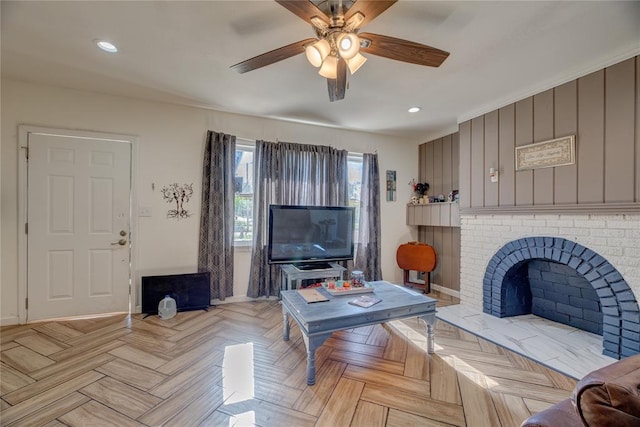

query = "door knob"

[{"left": 111, "top": 239, "right": 127, "bottom": 246}]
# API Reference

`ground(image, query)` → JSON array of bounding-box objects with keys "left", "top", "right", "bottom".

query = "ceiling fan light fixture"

[
  {"left": 345, "top": 12, "right": 365, "bottom": 31},
  {"left": 319, "top": 54, "right": 338, "bottom": 79},
  {"left": 346, "top": 53, "right": 367, "bottom": 74},
  {"left": 305, "top": 39, "right": 331, "bottom": 68},
  {"left": 337, "top": 33, "right": 360, "bottom": 60}
]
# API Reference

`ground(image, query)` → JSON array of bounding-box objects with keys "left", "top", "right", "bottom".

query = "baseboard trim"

[
  {"left": 1, "top": 316, "right": 20, "bottom": 326},
  {"left": 431, "top": 284, "right": 460, "bottom": 299},
  {"left": 134, "top": 295, "right": 279, "bottom": 316},
  {"left": 211, "top": 295, "right": 280, "bottom": 305}
]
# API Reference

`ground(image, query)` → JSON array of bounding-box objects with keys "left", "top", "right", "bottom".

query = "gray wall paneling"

[
  {"left": 533, "top": 89, "right": 555, "bottom": 205},
  {"left": 458, "top": 55, "right": 639, "bottom": 211},
  {"left": 418, "top": 226, "right": 460, "bottom": 292},
  {"left": 452, "top": 227, "right": 460, "bottom": 290},
  {"left": 498, "top": 105, "right": 516, "bottom": 206},
  {"left": 577, "top": 70, "right": 605, "bottom": 204},
  {"left": 452, "top": 132, "right": 460, "bottom": 192},
  {"left": 471, "top": 116, "right": 485, "bottom": 207},
  {"left": 459, "top": 122, "right": 471, "bottom": 209},
  {"left": 432, "top": 138, "right": 443, "bottom": 196},
  {"left": 484, "top": 110, "right": 499, "bottom": 207},
  {"left": 515, "top": 97, "right": 534, "bottom": 206},
  {"left": 554, "top": 80, "right": 578, "bottom": 204},
  {"left": 604, "top": 58, "right": 635, "bottom": 202},
  {"left": 442, "top": 134, "right": 453, "bottom": 199},
  {"left": 637, "top": 57, "right": 640, "bottom": 202},
  {"left": 415, "top": 132, "right": 462, "bottom": 292}
]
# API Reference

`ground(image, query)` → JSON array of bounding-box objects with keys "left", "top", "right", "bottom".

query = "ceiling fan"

[{"left": 230, "top": 0, "right": 450, "bottom": 102}]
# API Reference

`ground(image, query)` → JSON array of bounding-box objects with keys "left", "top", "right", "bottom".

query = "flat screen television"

[{"left": 268, "top": 204, "right": 355, "bottom": 269}]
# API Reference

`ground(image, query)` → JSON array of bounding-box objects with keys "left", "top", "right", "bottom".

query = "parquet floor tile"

[{"left": 1, "top": 291, "right": 578, "bottom": 426}]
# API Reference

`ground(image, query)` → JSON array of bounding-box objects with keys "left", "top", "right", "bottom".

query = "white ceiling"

[{"left": 2, "top": 1, "right": 639, "bottom": 140}]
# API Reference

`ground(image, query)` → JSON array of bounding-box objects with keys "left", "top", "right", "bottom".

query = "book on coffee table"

[
  {"left": 297, "top": 288, "right": 329, "bottom": 303},
  {"left": 349, "top": 295, "right": 382, "bottom": 308}
]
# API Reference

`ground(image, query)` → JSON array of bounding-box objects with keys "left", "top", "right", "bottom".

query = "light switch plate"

[{"left": 139, "top": 206, "right": 152, "bottom": 217}]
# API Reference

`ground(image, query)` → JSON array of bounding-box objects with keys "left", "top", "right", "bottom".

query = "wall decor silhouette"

[{"left": 161, "top": 183, "right": 193, "bottom": 219}]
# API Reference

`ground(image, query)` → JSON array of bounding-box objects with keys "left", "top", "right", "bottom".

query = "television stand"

[
  {"left": 279, "top": 262, "right": 346, "bottom": 293},
  {"left": 293, "top": 262, "right": 332, "bottom": 271}
]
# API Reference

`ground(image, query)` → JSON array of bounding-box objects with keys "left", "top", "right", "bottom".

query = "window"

[
  {"left": 348, "top": 154, "right": 363, "bottom": 240},
  {"left": 234, "top": 141, "right": 254, "bottom": 245},
  {"left": 233, "top": 145, "right": 362, "bottom": 246}
]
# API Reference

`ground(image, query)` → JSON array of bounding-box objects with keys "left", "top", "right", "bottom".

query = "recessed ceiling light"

[
  {"left": 96, "top": 40, "right": 118, "bottom": 53},
  {"left": 408, "top": 106, "right": 421, "bottom": 113}
]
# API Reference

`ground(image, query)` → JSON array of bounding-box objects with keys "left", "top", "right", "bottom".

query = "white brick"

[
  {"left": 535, "top": 227, "right": 560, "bottom": 235},
  {"left": 546, "top": 220, "right": 575, "bottom": 228},
  {"left": 608, "top": 220, "right": 640, "bottom": 229},
  {"left": 522, "top": 219, "right": 547, "bottom": 227},
  {"left": 592, "top": 228, "right": 626, "bottom": 238},
  {"left": 598, "top": 246, "right": 624, "bottom": 257},
  {"left": 459, "top": 213, "right": 640, "bottom": 309},
  {"left": 574, "top": 220, "right": 606, "bottom": 228}
]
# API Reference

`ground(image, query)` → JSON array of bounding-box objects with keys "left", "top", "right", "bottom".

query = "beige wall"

[
  {"left": 459, "top": 56, "right": 640, "bottom": 211},
  {"left": 1, "top": 79, "right": 420, "bottom": 324}
]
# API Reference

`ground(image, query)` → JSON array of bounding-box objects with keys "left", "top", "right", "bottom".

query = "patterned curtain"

[
  {"left": 198, "top": 131, "right": 235, "bottom": 300},
  {"left": 355, "top": 153, "right": 382, "bottom": 281},
  {"left": 247, "top": 140, "right": 349, "bottom": 298}
]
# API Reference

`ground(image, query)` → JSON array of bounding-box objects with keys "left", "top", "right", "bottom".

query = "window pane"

[
  {"left": 348, "top": 156, "right": 362, "bottom": 239},
  {"left": 235, "top": 146, "right": 254, "bottom": 243},
  {"left": 235, "top": 149, "right": 253, "bottom": 194}
]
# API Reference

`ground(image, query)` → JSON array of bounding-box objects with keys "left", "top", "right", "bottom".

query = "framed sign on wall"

[{"left": 515, "top": 135, "right": 576, "bottom": 171}]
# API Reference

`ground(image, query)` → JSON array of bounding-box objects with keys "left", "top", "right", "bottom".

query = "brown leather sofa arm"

[
  {"left": 572, "top": 355, "right": 640, "bottom": 427},
  {"left": 520, "top": 399, "right": 583, "bottom": 427}
]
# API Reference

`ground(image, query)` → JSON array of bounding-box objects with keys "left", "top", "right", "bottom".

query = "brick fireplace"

[{"left": 460, "top": 214, "right": 640, "bottom": 360}]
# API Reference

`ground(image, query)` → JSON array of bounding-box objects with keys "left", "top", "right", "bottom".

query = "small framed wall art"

[{"left": 386, "top": 170, "right": 396, "bottom": 201}]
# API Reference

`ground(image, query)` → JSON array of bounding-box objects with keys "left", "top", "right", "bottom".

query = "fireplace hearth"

[{"left": 483, "top": 236, "right": 639, "bottom": 359}]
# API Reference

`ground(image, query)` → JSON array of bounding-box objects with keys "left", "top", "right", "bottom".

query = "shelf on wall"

[{"left": 406, "top": 202, "right": 460, "bottom": 227}]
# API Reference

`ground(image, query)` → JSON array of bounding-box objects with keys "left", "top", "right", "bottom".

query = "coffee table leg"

[
  {"left": 302, "top": 333, "right": 332, "bottom": 386},
  {"left": 419, "top": 313, "right": 437, "bottom": 354},
  {"left": 282, "top": 307, "right": 290, "bottom": 341}
]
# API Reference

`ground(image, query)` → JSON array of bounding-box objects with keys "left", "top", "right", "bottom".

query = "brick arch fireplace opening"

[{"left": 483, "top": 237, "right": 640, "bottom": 360}]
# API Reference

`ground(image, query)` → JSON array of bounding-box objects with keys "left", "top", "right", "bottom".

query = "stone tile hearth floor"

[{"left": 436, "top": 304, "right": 617, "bottom": 380}]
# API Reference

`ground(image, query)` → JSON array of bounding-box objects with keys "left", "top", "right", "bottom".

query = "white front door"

[{"left": 27, "top": 131, "right": 132, "bottom": 321}]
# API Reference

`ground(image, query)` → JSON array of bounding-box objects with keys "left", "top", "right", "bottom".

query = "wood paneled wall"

[
  {"left": 419, "top": 133, "right": 460, "bottom": 198},
  {"left": 417, "top": 133, "right": 461, "bottom": 292},
  {"left": 459, "top": 56, "right": 640, "bottom": 211},
  {"left": 418, "top": 226, "right": 460, "bottom": 292}
]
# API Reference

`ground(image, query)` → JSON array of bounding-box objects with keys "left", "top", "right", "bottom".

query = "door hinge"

[
  {"left": 21, "top": 146, "right": 29, "bottom": 160},
  {"left": 25, "top": 223, "right": 28, "bottom": 234},
  {"left": 25, "top": 298, "right": 28, "bottom": 310}
]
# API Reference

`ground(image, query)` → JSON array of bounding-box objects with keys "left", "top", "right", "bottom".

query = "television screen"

[{"left": 268, "top": 204, "right": 355, "bottom": 266}]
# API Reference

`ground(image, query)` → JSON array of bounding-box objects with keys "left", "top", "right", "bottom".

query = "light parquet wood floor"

[{"left": 1, "top": 292, "right": 576, "bottom": 426}]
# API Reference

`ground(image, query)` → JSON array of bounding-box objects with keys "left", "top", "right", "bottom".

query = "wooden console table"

[{"left": 280, "top": 281, "right": 437, "bottom": 385}]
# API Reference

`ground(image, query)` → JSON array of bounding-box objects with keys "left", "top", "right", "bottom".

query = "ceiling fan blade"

[
  {"left": 230, "top": 38, "right": 316, "bottom": 73},
  {"left": 345, "top": 0, "right": 397, "bottom": 29},
  {"left": 328, "top": 58, "right": 347, "bottom": 102},
  {"left": 275, "top": 0, "right": 330, "bottom": 27},
  {"left": 359, "top": 33, "right": 449, "bottom": 67}
]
